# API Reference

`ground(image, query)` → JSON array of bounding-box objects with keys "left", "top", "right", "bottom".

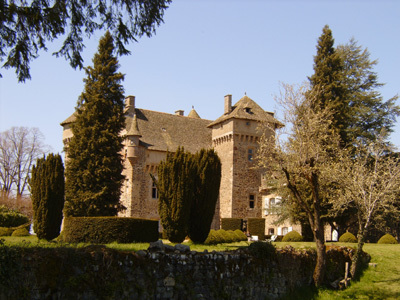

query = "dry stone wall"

[{"left": 0, "top": 241, "right": 363, "bottom": 300}]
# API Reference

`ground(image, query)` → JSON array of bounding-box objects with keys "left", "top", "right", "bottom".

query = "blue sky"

[{"left": 1, "top": 0, "right": 399, "bottom": 155}]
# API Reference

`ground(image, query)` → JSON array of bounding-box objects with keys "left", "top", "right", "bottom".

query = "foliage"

[
  {"left": 11, "top": 227, "right": 29, "bottom": 237},
  {"left": 0, "top": 127, "right": 48, "bottom": 200},
  {"left": 153, "top": 147, "right": 194, "bottom": 243},
  {"left": 1, "top": 0, "right": 171, "bottom": 82},
  {"left": 204, "top": 229, "right": 246, "bottom": 245},
  {"left": 247, "top": 218, "right": 265, "bottom": 239},
  {"left": 188, "top": 149, "right": 221, "bottom": 243},
  {"left": 377, "top": 234, "right": 398, "bottom": 244},
  {"left": 221, "top": 218, "right": 243, "bottom": 231},
  {"left": 338, "top": 232, "right": 357, "bottom": 243},
  {"left": 64, "top": 32, "right": 126, "bottom": 217},
  {"left": 247, "top": 241, "right": 276, "bottom": 259},
  {"left": 31, "top": 154, "right": 65, "bottom": 241},
  {"left": 282, "top": 230, "right": 303, "bottom": 242},
  {"left": 61, "top": 217, "right": 159, "bottom": 243},
  {"left": 336, "top": 38, "right": 400, "bottom": 145},
  {"left": 0, "top": 227, "right": 13, "bottom": 236},
  {"left": 234, "top": 229, "right": 248, "bottom": 242},
  {"left": 0, "top": 205, "right": 29, "bottom": 227}
]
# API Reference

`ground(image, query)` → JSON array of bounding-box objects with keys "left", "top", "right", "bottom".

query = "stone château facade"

[{"left": 61, "top": 94, "right": 301, "bottom": 235}]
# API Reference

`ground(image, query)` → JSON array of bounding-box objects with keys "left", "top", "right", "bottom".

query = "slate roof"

[{"left": 207, "top": 95, "right": 281, "bottom": 127}]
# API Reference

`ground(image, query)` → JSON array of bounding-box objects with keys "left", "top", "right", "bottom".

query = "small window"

[
  {"left": 246, "top": 121, "right": 250, "bottom": 126},
  {"left": 268, "top": 228, "right": 275, "bottom": 235},
  {"left": 245, "top": 107, "right": 251, "bottom": 113},
  {"left": 282, "top": 227, "right": 288, "bottom": 235},
  {"left": 249, "top": 194, "right": 255, "bottom": 209},
  {"left": 152, "top": 182, "right": 158, "bottom": 199},
  {"left": 248, "top": 148, "right": 253, "bottom": 161}
]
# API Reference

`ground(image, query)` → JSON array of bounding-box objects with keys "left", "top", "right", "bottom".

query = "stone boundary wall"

[{"left": 0, "top": 241, "right": 360, "bottom": 300}]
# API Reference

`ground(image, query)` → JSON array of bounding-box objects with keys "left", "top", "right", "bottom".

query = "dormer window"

[{"left": 245, "top": 107, "right": 251, "bottom": 113}]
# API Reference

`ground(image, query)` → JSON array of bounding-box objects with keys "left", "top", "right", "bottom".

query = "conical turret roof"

[{"left": 126, "top": 114, "right": 142, "bottom": 137}]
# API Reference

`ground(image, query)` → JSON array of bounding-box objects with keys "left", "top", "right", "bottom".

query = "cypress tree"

[
  {"left": 31, "top": 153, "right": 65, "bottom": 240},
  {"left": 308, "top": 25, "right": 348, "bottom": 143},
  {"left": 189, "top": 149, "right": 221, "bottom": 243},
  {"left": 64, "top": 31, "right": 125, "bottom": 217},
  {"left": 153, "top": 147, "right": 194, "bottom": 243}
]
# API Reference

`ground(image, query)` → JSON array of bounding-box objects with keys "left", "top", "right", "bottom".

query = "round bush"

[
  {"left": 377, "top": 234, "right": 398, "bottom": 244},
  {"left": 0, "top": 227, "right": 13, "bottom": 236},
  {"left": 282, "top": 230, "right": 303, "bottom": 242},
  {"left": 0, "top": 205, "right": 30, "bottom": 228},
  {"left": 11, "top": 227, "right": 30, "bottom": 237},
  {"left": 339, "top": 232, "right": 357, "bottom": 243}
]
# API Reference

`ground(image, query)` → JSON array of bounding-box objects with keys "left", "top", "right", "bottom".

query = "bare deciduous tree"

[
  {"left": 0, "top": 127, "right": 49, "bottom": 203},
  {"left": 258, "top": 83, "right": 342, "bottom": 287},
  {"left": 331, "top": 138, "right": 400, "bottom": 277}
]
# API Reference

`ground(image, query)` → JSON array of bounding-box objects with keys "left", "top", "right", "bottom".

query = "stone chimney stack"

[
  {"left": 125, "top": 95, "right": 135, "bottom": 115},
  {"left": 224, "top": 94, "right": 232, "bottom": 114},
  {"left": 175, "top": 110, "right": 184, "bottom": 116}
]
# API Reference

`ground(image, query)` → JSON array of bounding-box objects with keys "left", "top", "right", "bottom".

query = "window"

[
  {"left": 249, "top": 194, "right": 255, "bottom": 209},
  {"left": 151, "top": 182, "right": 158, "bottom": 199},
  {"left": 245, "top": 107, "right": 251, "bottom": 113},
  {"left": 282, "top": 227, "right": 288, "bottom": 235},
  {"left": 248, "top": 148, "right": 253, "bottom": 161},
  {"left": 268, "top": 228, "right": 275, "bottom": 235}
]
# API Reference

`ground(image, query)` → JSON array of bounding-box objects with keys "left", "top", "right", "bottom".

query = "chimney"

[
  {"left": 125, "top": 95, "right": 135, "bottom": 114},
  {"left": 224, "top": 94, "right": 232, "bottom": 114},
  {"left": 175, "top": 110, "right": 184, "bottom": 116}
]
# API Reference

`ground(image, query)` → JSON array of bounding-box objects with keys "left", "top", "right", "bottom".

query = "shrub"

[
  {"left": 282, "top": 230, "right": 303, "bottom": 242},
  {"left": 339, "top": 232, "right": 357, "bottom": 243},
  {"left": 0, "top": 205, "right": 30, "bottom": 228},
  {"left": 248, "top": 241, "right": 276, "bottom": 259},
  {"left": 0, "top": 227, "right": 13, "bottom": 236},
  {"left": 234, "top": 229, "right": 247, "bottom": 242},
  {"left": 221, "top": 218, "right": 243, "bottom": 231},
  {"left": 62, "top": 217, "right": 159, "bottom": 243},
  {"left": 247, "top": 218, "right": 265, "bottom": 240},
  {"left": 377, "top": 234, "right": 398, "bottom": 244},
  {"left": 11, "top": 227, "right": 30, "bottom": 237}
]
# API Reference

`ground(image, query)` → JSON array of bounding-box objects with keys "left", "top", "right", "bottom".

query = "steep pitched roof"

[
  {"left": 207, "top": 95, "right": 280, "bottom": 127},
  {"left": 126, "top": 109, "right": 212, "bottom": 152},
  {"left": 188, "top": 108, "right": 201, "bottom": 119}
]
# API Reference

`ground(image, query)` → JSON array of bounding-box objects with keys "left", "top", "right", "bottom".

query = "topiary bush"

[
  {"left": 248, "top": 241, "right": 276, "bottom": 259},
  {"left": 0, "top": 227, "right": 13, "bottom": 236},
  {"left": 282, "top": 230, "right": 303, "bottom": 242},
  {"left": 377, "top": 233, "right": 398, "bottom": 244},
  {"left": 62, "top": 217, "right": 159, "bottom": 243},
  {"left": 11, "top": 227, "right": 30, "bottom": 237},
  {"left": 247, "top": 218, "right": 265, "bottom": 240},
  {"left": 0, "top": 205, "right": 30, "bottom": 228},
  {"left": 339, "top": 232, "right": 357, "bottom": 243},
  {"left": 234, "top": 229, "right": 248, "bottom": 242}
]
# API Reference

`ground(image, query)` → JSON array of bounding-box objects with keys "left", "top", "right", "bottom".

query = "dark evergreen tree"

[
  {"left": 308, "top": 25, "right": 349, "bottom": 144},
  {"left": 189, "top": 149, "right": 221, "bottom": 243},
  {"left": 153, "top": 147, "right": 195, "bottom": 243},
  {"left": 337, "top": 38, "right": 400, "bottom": 145},
  {"left": 30, "top": 153, "right": 65, "bottom": 240},
  {"left": 64, "top": 31, "right": 125, "bottom": 217}
]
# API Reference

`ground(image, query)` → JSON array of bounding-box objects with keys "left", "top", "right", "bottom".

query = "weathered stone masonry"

[{"left": 0, "top": 242, "right": 361, "bottom": 300}]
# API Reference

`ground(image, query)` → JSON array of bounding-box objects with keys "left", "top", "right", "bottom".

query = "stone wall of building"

[{"left": 0, "top": 241, "right": 361, "bottom": 300}]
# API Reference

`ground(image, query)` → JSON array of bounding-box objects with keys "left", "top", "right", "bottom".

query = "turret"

[{"left": 126, "top": 114, "right": 141, "bottom": 163}]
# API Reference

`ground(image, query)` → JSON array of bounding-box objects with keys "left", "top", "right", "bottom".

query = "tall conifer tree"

[
  {"left": 153, "top": 147, "right": 195, "bottom": 243},
  {"left": 31, "top": 153, "right": 65, "bottom": 240},
  {"left": 64, "top": 31, "right": 125, "bottom": 217},
  {"left": 189, "top": 149, "right": 221, "bottom": 243},
  {"left": 309, "top": 25, "right": 349, "bottom": 143}
]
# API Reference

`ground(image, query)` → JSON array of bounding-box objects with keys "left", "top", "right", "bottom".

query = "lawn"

[{"left": 1, "top": 236, "right": 399, "bottom": 299}]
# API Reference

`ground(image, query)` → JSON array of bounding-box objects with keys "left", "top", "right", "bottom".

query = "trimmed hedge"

[
  {"left": 62, "top": 217, "right": 159, "bottom": 243},
  {"left": 282, "top": 230, "right": 303, "bottom": 242},
  {"left": 339, "top": 232, "right": 357, "bottom": 243},
  {"left": 247, "top": 218, "right": 265, "bottom": 240},
  {"left": 221, "top": 218, "right": 243, "bottom": 231},
  {"left": 0, "top": 205, "right": 30, "bottom": 228},
  {"left": 377, "top": 234, "right": 398, "bottom": 244},
  {"left": 11, "top": 227, "right": 30, "bottom": 237}
]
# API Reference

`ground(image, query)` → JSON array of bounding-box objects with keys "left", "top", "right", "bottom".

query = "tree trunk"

[
  {"left": 313, "top": 220, "right": 327, "bottom": 287},
  {"left": 351, "top": 224, "right": 367, "bottom": 278}
]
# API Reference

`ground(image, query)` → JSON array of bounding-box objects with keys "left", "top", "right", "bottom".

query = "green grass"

[{"left": 2, "top": 236, "right": 399, "bottom": 299}]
